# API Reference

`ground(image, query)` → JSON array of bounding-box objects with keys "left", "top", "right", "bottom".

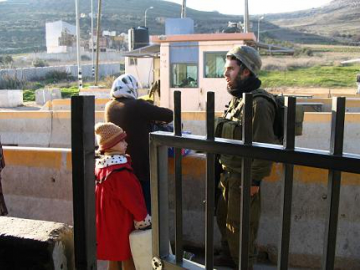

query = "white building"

[{"left": 46, "top": 21, "right": 76, "bottom": 53}]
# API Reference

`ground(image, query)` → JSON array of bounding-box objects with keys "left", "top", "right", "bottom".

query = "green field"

[
  {"left": 260, "top": 65, "right": 360, "bottom": 88},
  {"left": 21, "top": 64, "right": 360, "bottom": 102},
  {"left": 23, "top": 85, "right": 80, "bottom": 102}
]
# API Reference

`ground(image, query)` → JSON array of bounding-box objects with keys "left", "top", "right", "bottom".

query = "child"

[{"left": 95, "top": 122, "right": 151, "bottom": 270}]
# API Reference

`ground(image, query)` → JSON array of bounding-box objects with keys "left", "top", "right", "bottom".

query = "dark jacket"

[{"left": 105, "top": 98, "right": 173, "bottom": 183}]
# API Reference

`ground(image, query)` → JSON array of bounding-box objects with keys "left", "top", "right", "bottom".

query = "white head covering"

[{"left": 111, "top": 74, "right": 139, "bottom": 99}]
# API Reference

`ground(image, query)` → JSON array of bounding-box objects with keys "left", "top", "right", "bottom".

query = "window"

[
  {"left": 204, "top": 52, "right": 226, "bottom": 78},
  {"left": 171, "top": 63, "right": 198, "bottom": 88},
  {"left": 129, "top": 57, "right": 137, "bottom": 66}
]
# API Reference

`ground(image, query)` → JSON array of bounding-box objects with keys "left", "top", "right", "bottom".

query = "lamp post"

[
  {"left": 90, "top": 0, "right": 94, "bottom": 78},
  {"left": 181, "top": 0, "right": 186, "bottom": 18},
  {"left": 75, "top": 0, "right": 82, "bottom": 89},
  {"left": 257, "top": 16, "right": 264, "bottom": 42},
  {"left": 144, "top": 6, "right": 153, "bottom": 28}
]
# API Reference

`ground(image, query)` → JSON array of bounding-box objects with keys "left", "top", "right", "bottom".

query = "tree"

[{"left": 4, "top": 55, "right": 13, "bottom": 68}]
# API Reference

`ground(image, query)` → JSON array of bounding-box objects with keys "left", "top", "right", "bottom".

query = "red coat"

[{"left": 95, "top": 157, "right": 147, "bottom": 261}]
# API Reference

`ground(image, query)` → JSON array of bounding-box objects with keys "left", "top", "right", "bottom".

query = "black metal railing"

[
  {"left": 70, "top": 93, "right": 360, "bottom": 270},
  {"left": 149, "top": 91, "right": 360, "bottom": 270}
]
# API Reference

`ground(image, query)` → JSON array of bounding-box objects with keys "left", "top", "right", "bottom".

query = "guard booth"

[{"left": 70, "top": 92, "right": 360, "bottom": 270}]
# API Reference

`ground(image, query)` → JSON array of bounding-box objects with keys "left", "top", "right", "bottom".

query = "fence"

[
  {"left": 0, "top": 63, "right": 121, "bottom": 83},
  {"left": 149, "top": 92, "right": 360, "bottom": 270},
  {"left": 70, "top": 92, "right": 360, "bottom": 270}
]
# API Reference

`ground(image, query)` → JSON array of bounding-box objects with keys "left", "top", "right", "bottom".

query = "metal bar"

[
  {"left": 174, "top": 91, "right": 182, "bottom": 136},
  {"left": 71, "top": 96, "right": 96, "bottom": 270},
  {"left": 150, "top": 139, "right": 171, "bottom": 259},
  {"left": 278, "top": 97, "right": 296, "bottom": 270},
  {"left": 322, "top": 97, "right": 346, "bottom": 270},
  {"left": 174, "top": 91, "right": 183, "bottom": 263},
  {"left": 150, "top": 137, "right": 160, "bottom": 258},
  {"left": 149, "top": 133, "right": 360, "bottom": 174},
  {"left": 239, "top": 93, "right": 253, "bottom": 269},
  {"left": 205, "top": 92, "right": 215, "bottom": 270}
]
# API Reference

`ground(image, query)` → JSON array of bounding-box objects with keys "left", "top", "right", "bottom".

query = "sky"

[{"left": 163, "top": 0, "right": 332, "bottom": 15}]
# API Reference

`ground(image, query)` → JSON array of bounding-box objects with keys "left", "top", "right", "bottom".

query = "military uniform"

[{"left": 215, "top": 88, "right": 277, "bottom": 266}]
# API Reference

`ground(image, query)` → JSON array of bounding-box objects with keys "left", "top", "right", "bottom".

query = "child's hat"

[{"left": 95, "top": 122, "right": 127, "bottom": 151}]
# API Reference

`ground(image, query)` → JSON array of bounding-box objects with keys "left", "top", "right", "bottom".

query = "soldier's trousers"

[{"left": 216, "top": 171, "right": 261, "bottom": 267}]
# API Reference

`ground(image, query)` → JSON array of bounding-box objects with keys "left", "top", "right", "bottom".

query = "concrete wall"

[
  {"left": 1, "top": 111, "right": 360, "bottom": 155},
  {"left": 0, "top": 90, "right": 23, "bottom": 107},
  {"left": 31, "top": 52, "right": 124, "bottom": 62},
  {"left": 1, "top": 147, "right": 359, "bottom": 269},
  {"left": 0, "top": 216, "right": 74, "bottom": 270},
  {"left": 125, "top": 57, "right": 154, "bottom": 88},
  {"left": 0, "top": 63, "right": 121, "bottom": 83}
]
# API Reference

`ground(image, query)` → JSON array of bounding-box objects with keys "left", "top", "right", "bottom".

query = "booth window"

[
  {"left": 171, "top": 63, "right": 198, "bottom": 88},
  {"left": 204, "top": 52, "right": 226, "bottom": 78}
]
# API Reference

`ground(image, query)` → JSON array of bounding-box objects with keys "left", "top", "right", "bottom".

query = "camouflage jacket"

[{"left": 215, "top": 89, "right": 277, "bottom": 180}]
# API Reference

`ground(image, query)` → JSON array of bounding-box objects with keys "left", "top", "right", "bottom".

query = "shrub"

[
  {"left": 294, "top": 47, "right": 314, "bottom": 57},
  {"left": 32, "top": 59, "right": 49, "bottom": 67},
  {"left": 0, "top": 75, "right": 24, "bottom": 89},
  {"left": 44, "top": 70, "right": 73, "bottom": 83},
  {"left": 81, "top": 55, "right": 91, "bottom": 61},
  {"left": 23, "top": 90, "right": 36, "bottom": 102}
]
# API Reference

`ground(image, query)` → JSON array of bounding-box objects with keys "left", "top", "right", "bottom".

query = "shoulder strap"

[
  {"left": 224, "top": 97, "right": 244, "bottom": 122},
  {"left": 251, "top": 89, "right": 277, "bottom": 109}
]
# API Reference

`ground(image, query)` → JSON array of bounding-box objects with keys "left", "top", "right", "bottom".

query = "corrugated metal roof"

[
  {"left": 122, "top": 44, "right": 160, "bottom": 58},
  {"left": 151, "top": 33, "right": 256, "bottom": 43}
]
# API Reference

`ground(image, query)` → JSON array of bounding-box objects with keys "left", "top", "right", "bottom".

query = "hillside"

[
  {"left": 266, "top": 0, "right": 360, "bottom": 44},
  {"left": 0, "top": 0, "right": 358, "bottom": 55},
  {"left": 0, "top": 0, "right": 240, "bottom": 54}
]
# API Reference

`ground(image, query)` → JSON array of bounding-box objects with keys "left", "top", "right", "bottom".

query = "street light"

[
  {"left": 144, "top": 6, "right": 153, "bottom": 28},
  {"left": 257, "top": 16, "right": 264, "bottom": 42}
]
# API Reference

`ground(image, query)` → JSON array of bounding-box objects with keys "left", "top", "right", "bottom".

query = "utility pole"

[
  {"left": 257, "top": 16, "right": 264, "bottom": 42},
  {"left": 95, "top": 0, "right": 102, "bottom": 85},
  {"left": 75, "top": 0, "right": 83, "bottom": 89},
  {"left": 91, "top": 0, "right": 95, "bottom": 78},
  {"left": 244, "top": 0, "right": 249, "bottom": 33},
  {"left": 181, "top": 0, "right": 186, "bottom": 18}
]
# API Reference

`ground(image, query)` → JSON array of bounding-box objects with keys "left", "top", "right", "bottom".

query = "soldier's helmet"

[{"left": 226, "top": 45, "right": 262, "bottom": 76}]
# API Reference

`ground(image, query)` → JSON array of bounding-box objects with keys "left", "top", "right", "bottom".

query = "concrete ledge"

[
  {"left": 0, "top": 90, "right": 23, "bottom": 107},
  {"left": 42, "top": 98, "right": 110, "bottom": 111},
  {"left": 35, "top": 89, "right": 62, "bottom": 105},
  {"left": 0, "top": 216, "right": 74, "bottom": 270},
  {"left": 1, "top": 111, "right": 360, "bottom": 154}
]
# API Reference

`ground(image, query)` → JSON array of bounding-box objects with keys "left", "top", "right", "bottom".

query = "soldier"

[
  {"left": 0, "top": 141, "right": 8, "bottom": 216},
  {"left": 214, "top": 45, "right": 277, "bottom": 269}
]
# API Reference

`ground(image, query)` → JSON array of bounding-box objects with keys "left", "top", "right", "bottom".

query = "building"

[
  {"left": 123, "top": 17, "right": 256, "bottom": 111},
  {"left": 45, "top": 21, "right": 77, "bottom": 53},
  {"left": 154, "top": 33, "right": 256, "bottom": 111},
  {"left": 125, "top": 32, "right": 256, "bottom": 111}
]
